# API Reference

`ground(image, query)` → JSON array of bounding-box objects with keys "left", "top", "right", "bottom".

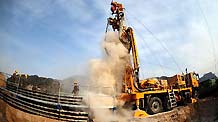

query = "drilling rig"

[{"left": 106, "top": 1, "right": 199, "bottom": 117}]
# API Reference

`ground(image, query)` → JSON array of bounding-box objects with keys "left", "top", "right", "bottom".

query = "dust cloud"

[{"left": 84, "top": 32, "right": 132, "bottom": 122}]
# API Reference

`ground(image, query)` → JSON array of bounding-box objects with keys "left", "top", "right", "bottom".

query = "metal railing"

[{"left": 0, "top": 86, "right": 89, "bottom": 122}]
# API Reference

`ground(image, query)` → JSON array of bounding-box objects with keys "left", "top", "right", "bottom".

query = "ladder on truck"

[{"left": 168, "top": 91, "right": 177, "bottom": 108}]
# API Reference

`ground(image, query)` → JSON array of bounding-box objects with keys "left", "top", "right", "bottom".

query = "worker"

[
  {"left": 72, "top": 80, "right": 79, "bottom": 95},
  {"left": 57, "top": 103, "right": 63, "bottom": 118}
]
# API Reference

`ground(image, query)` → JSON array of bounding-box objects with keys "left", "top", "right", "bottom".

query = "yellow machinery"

[{"left": 107, "top": 1, "right": 199, "bottom": 117}]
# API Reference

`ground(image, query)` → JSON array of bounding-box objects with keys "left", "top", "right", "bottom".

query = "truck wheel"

[
  {"left": 181, "top": 92, "right": 192, "bottom": 104},
  {"left": 193, "top": 90, "right": 199, "bottom": 99},
  {"left": 148, "top": 97, "right": 163, "bottom": 114},
  {"left": 163, "top": 96, "right": 172, "bottom": 111}
]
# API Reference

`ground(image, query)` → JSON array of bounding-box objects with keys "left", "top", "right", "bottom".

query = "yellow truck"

[{"left": 107, "top": 1, "right": 199, "bottom": 117}]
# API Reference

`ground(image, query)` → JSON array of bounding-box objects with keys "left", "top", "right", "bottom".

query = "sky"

[{"left": 0, "top": 0, "right": 218, "bottom": 80}]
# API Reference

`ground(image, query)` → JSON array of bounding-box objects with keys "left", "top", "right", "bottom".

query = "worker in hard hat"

[{"left": 72, "top": 80, "right": 79, "bottom": 95}]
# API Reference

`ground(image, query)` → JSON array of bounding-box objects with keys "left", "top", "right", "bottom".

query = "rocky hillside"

[{"left": 7, "top": 74, "right": 60, "bottom": 94}]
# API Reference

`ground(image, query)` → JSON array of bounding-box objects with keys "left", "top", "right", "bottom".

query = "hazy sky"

[{"left": 0, "top": 0, "right": 218, "bottom": 79}]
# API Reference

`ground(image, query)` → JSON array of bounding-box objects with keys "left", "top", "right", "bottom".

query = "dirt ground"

[
  {"left": 0, "top": 99, "right": 62, "bottom": 122},
  {"left": 192, "top": 97, "right": 218, "bottom": 122},
  {"left": 0, "top": 73, "right": 6, "bottom": 87},
  {"left": 136, "top": 97, "right": 218, "bottom": 122},
  {"left": 0, "top": 96, "right": 218, "bottom": 122}
]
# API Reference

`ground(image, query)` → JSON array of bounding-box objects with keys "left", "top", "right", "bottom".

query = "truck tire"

[
  {"left": 148, "top": 97, "right": 163, "bottom": 114},
  {"left": 181, "top": 91, "right": 192, "bottom": 105},
  {"left": 163, "top": 96, "right": 172, "bottom": 111},
  {"left": 193, "top": 89, "right": 199, "bottom": 99}
]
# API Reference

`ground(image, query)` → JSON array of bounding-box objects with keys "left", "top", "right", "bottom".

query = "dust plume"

[
  {"left": 89, "top": 32, "right": 129, "bottom": 94},
  {"left": 84, "top": 32, "right": 132, "bottom": 122}
]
